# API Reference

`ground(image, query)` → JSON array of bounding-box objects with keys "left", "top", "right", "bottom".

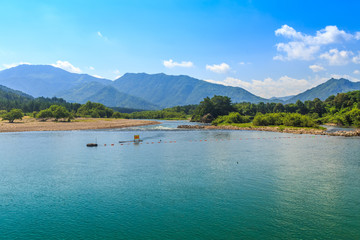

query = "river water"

[{"left": 0, "top": 120, "right": 359, "bottom": 239}]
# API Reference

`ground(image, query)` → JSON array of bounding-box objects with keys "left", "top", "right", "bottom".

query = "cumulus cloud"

[
  {"left": 51, "top": 60, "right": 82, "bottom": 73},
  {"left": 163, "top": 59, "right": 193, "bottom": 68},
  {"left": 354, "top": 70, "right": 360, "bottom": 74},
  {"left": 206, "top": 63, "right": 230, "bottom": 73},
  {"left": 320, "top": 49, "right": 353, "bottom": 66},
  {"left": 309, "top": 64, "right": 326, "bottom": 72},
  {"left": 205, "top": 76, "right": 314, "bottom": 98},
  {"left": 3, "top": 62, "right": 31, "bottom": 69},
  {"left": 274, "top": 25, "right": 356, "bottom": 61},
  {"left": 330, "top": 74, "right": 360, "bottom": 82},
  {"left": 353, "top": 52, "right": 360, "bottom": 64}
]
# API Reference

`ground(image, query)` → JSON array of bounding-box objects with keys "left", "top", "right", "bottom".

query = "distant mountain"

[
  {"left": 0, "top": 65, "right": 268, "bottom": 109},
  {"left": 56, "top": 82, "right": 159, "bottom": 110},
  {"left": 286, "top": 78, "right": 360, "bottom": 103},
  {"left": 112, "top": 73, "right": 266, "bottom": 108},
  {"left": 270, "top": 95, "right": 294, "bottom": 102},
  {"left": 0, "top": 64, "right": 111, "bottom": 97}
]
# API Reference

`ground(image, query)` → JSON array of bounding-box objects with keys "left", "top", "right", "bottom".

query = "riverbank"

[
  {"left": 0, "top": 117, "right": 160, "bottom": 133},
  {"left": 178, "top": 124, "right": 360, "bottom": 137}
]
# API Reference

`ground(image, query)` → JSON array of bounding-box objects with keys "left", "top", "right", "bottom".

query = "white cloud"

[
  {"left": 274, "top": 25, "right": 356, "bottom": 61},
  {"left": 320, "top": 49, "right": 353, "bottom": 66},
  {"left": 356, "top": 32, "right": 360, "bottom": 40},
  {"left": 89, "top": 66, "right": 95, "bottom": 70},
  {"left": 330, "top": 74, "right": 360, "bottom": 82},
  {"left": 309, "top": 64, "right": 325, "bottom": 72},
  {"left": 97, "top": 31, "right": 109, "bottom": 41},
  {"left": 163, "top": 59, "right": 193, "bottom": 68},
  {"left": 205, "top": 76, "right": 313, "bottom": 98},
  {"left": 206, "top": 63, "right": 230, "bottom": 73},
  {"left": 275, "top": 42, "right": 320, "bottom": 60},
  {"left": 91, "top": 74, "right": 105, "bottom": 79},
  {"left": 352, "top": 52, "right": 360, "bottom": 64},
  {"left": 3, "top": 62, "right": 31, "bottom": 69},
  {"left": 51, "top": 60, "right": 82, "bottom": 73},
  {"left": 353, "top": 70, "right": 360, "bottom": 74}
]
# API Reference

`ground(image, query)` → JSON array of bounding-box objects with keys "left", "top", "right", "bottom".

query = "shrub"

[{"left": 212, "top": 112, "right": 251, "bottom": 125}]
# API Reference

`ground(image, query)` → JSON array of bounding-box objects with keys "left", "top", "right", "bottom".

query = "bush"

[
  {"left": 253, "top": 113, "right": 317, "bottom": 127},
  {"left": 112, "top": 112, "right": 122, "bottom": 118},
  {"left": 253, "top": 113, "right": 284, "bottom": 126},
  {"left": 36, "top": 109, "right": 53, "bottom": 121},
  {"left": 212, "top": 112, "right": 251, "bottom": 125}
]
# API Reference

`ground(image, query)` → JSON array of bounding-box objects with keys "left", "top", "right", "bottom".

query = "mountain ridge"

[
  {"left": 286, "top": 78, "right": 360, "bottom": 103},
  {"left": 1, "top": 65, "right": 360, "bottom": 109}
]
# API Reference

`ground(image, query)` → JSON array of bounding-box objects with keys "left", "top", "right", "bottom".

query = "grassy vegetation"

[{"left": 215, "top": 122, "right": 326, "bottom": 130}]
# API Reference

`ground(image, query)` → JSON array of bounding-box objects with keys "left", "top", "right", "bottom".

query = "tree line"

[{"left": 190, "top": 91, "right": 360, "bottom": 127}]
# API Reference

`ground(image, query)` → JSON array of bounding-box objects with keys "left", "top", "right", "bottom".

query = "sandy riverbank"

[
  {"left": 178, "top": 125, "right": 360, "bottom": 137},
  {"left": 0, "top": 117, "right": 160, "bottom": 133}
]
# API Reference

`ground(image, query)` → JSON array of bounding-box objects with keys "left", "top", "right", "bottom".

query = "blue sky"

[{"left": 1, "top": 0, "right": 360, "bottom": 98}]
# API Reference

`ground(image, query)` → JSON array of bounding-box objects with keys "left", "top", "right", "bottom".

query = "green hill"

[
  {"left": 56, "top": 82, "right": 159, "bottom": 110},
  {"left": 286, "top": 78, "right": 360, "bottom": 103}
]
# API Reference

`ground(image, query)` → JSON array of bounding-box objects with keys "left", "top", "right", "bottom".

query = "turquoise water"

[{"left": 0, "top": 121, "right": 360, "bottom": 239}]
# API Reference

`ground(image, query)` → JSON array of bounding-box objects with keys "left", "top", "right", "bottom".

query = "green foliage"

[
  {"left": 253, "top": 113, "right": 284, "bottom": 126},
  {"left": 115, "top": 110, "right": 187, "bottom": 120},
  {"left": 212, "top": 112, "right": 251, "bottom": 125},
  {"left": 49, "top": 105, "right": 71, "bottom": 121},
  {"left": 112, "top": 112, "right": 122, "bottom": 118},
  {"left": 0, "top": 110, "right": 7, "bottom": 118},
  {"left": 36, "top": 109, "right": 53, "bottom": 121},
  {"left": 77, "top": 101, "right": 114, "bottom": 118},
  {"left": 192, "top": 95, "right": 234, "bottom": 122},
  {"left": 253, "top": 113, "right": 316, "bottom": 127},
  {"left": 35, "top": 105, "right": 73, "bottom": 121},
  {"left": 2, "top": 109, "right": 24, "bottom": 123},
  {"left": 283, "top": 113, "right": 316, "bottom": 127}
]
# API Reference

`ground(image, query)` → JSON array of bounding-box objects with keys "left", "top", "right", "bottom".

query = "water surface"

[{"left": 0, "top": 121, "right": 359, "bottom": 239}]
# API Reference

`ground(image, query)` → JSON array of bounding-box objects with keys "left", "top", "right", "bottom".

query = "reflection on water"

[{"left": 0, "top": 120, "right": 359, "bottom": 239}]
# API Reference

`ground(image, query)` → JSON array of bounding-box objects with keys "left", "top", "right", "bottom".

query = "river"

[{"left": 0, "top": 120, "right": 359, "bottom": 239}]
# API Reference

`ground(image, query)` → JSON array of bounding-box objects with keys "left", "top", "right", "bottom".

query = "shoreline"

[
  {"left": 0, "top": 117, "right": 160, "bottom": 133},
  {"left": 178, "top": 125, "right": 360, "bottom": 137}
]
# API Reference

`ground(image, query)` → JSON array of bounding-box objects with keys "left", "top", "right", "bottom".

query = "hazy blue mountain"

[
  {"left": 56, "top": 82, "right": 159, "bottom": 109},
  {"left": 0, "top": 64, "right": 111, "bottom": 97},
  {"left": 269, "top": 95, "right": 294, "bottom": 102},
  {"left": 286, "top": 78, "right": 360, "bottom": 103},
  {"left": 112, "top": 73, "right": 266, "bottom": 108}
]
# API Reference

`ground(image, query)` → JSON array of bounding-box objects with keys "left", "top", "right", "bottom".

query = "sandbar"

[{"left": 0, "top": 117, "right": 160, "bottom": 133}]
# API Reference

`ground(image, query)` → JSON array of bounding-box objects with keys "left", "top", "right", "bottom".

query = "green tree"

[
  {"left": 49, "top": 105, "right": 71, "bottom": 121},
  {"left": 2, "top": 109, "right": 24, "bottom": 123},
  {"left": 36, "top": 109, "right": 53, "bottom": 121},
  {"left": 273, "top": 103, "right": 285, "bottom": 113}
]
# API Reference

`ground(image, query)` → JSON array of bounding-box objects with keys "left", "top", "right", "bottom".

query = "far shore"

[
  {"left": 0, "top": 117, "right": 160, "bottom": 133},
  {"left": 178, "top": 124, "right": 360, "bottom": 137}
]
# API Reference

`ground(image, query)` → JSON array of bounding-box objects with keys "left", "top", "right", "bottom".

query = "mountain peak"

[{"left": 286, "top": 78, "right": 360, "bottom": 103}]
